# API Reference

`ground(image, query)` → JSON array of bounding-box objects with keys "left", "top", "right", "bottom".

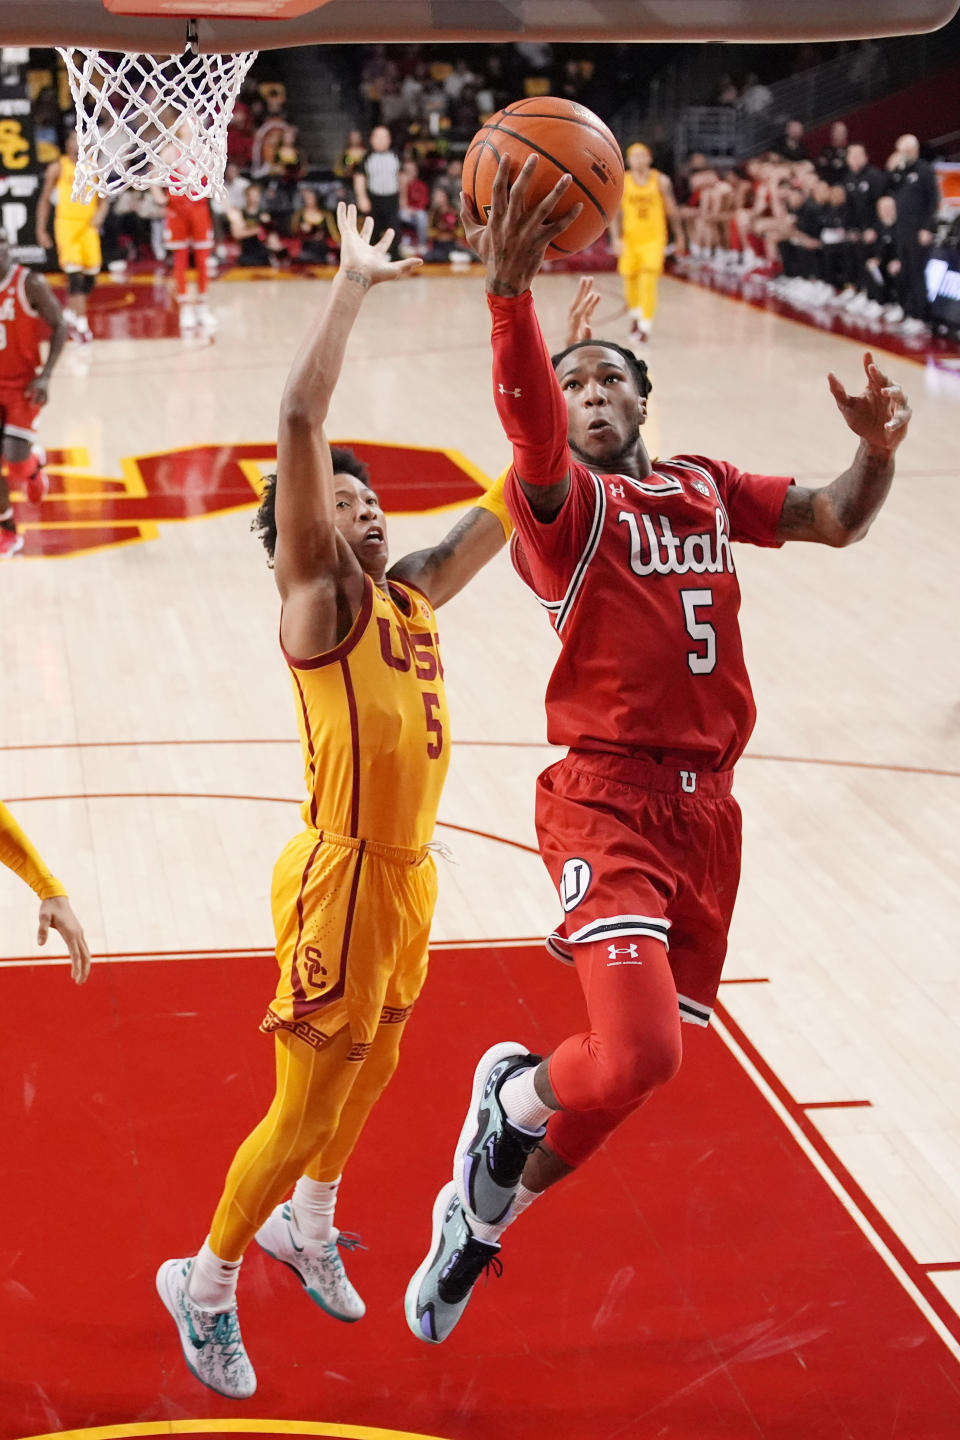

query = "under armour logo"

[
  {"left": 498, "top": 383, "right": 522, "bottom": 398},
  {"left": 680, "top": 770, "right": 698, "bottom": 793},
  {"left": 608, "top": 481, "right": 625, "bottom": 498},
  {"left": 608, "top": 944, "right": 639, "bottom": 959}
]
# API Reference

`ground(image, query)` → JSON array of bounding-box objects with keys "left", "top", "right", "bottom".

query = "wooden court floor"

[{"left": 1, "top": 269, "right": 959, "bottom": 1439}]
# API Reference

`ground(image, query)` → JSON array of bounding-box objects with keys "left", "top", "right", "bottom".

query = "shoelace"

[
  {"left": 209, "top": 1309, "right": 247, "bottom": 1371},
  {"left": 335, "top": 1230, "right": 367, "bottom": 1253}
]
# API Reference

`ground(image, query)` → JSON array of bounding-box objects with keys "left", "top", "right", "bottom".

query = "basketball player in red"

[
  {"left": 165, "top": 184, "right": 215, "bottom": 332},
  {"left": 0, "top": 232, "right": 67, "bottom": 558},
  {"left": 162, "top": 131, "right": 216, "bottom": 333},
  {"left": 406, "top": 155, "right": 913, "bottom": 1342}
]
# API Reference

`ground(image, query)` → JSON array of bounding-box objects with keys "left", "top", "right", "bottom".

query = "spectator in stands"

[
  {"left": 863, "top": 194, "right": 904, "bottom": 321},
  {"left": 338, "top": 129, "right": 366, "bottom": 178},
  {"left": 713, "top": 73, "right": 739, "bottom": 107},
  {"left": 227, "top": 183, "right": 287, "bottom": 267},
  {"left": 251, "top": 96, "right": 288, "bottom": 177},
  {"left": 295, "top": 188, "right": 340, "bottom": 265},
  {"left": 739, "top": 73, "right": 772, "bottom": 116},
  {"left": 398, "top": 158, "right": 430, "bottom": 253},
  {"left": 426, "top": 183, "right": 461, "bottom": 262},
  {"left": 818, "top": 121, "right": 850, "bottom": 184},
  {"left": 777, "top": 119, "right": 809, "bottom": 162},
  {"left": 837, "top": 142, "right": 884, "bottom": 308},
  {"left": 353, "top": 125, "right": 402, "bottom": 259},
  {"left": 819, "top": 182, "right": 849, "bottom": 291},
  {"left": 444, "top": 58, "right": 479, "bottom": 102},
  {"left": 227, "top": 83, "right": 257, "bottom": 168},
  {"left": 31, "top": 88, "right": 62, "bottom": 163},
  {"left": 884, "top": 132, "right": 940, "bottom": 335}
]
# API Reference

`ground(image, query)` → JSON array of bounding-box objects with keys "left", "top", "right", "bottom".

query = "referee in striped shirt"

[{"left": 353, "top": 126, "right": 402, "bottom": 259}]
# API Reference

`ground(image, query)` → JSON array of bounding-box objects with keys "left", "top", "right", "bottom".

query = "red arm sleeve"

[{"left": 487, "top": 290, "right": 570, "bottom": 488}]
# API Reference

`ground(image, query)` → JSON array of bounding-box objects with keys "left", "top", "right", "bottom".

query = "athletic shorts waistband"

[
  {"left": 310, "top": 825, "right": 430, "bottom": 865},
  {"left": 564, "top": 749, "right": 734, "bottom": 798}
]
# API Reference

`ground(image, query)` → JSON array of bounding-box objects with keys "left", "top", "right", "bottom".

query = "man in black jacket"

[
  {"left": 839, "top": 142, "right": 885, "bottom": 305},
  {"left": 884, "top": 133, "right": 940, "bottom": 334}
]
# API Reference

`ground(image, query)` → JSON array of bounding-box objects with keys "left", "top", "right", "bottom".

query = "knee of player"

[{"left": 597, "top": 1023, "right": 682, "bottom": 1106}]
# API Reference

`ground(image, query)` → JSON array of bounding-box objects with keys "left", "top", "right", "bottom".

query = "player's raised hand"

[
  {"left": 564, "top": 275, "right": 602, "bottom": 347},
  {"left": 38, "top": 894, "right": 92, "bottom": 985},
  {"left": 462, "top": 153, "right": 583, "bottom": 298},
  {"left": 827, "top": 352, "right": 912, "bottom": 455},
  {"left": 336, "top": 202, "right": 423, "bottom": 287}
]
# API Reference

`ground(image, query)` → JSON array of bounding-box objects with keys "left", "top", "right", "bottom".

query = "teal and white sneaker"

[
  {"left": 156, "top": 1256, "right": 256, "bottom": 1399},
  {"left": 405, "top": 1181, "right": 502, "bottom": 1344},
  {"left": 255, "top": 1201, "right": 366, "bottom": 1322},
  {"left": 455, "top": 1041, "right": 544, "bottom": 1226}
]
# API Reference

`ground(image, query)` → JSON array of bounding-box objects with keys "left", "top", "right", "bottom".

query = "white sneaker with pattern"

[
  {"left": 156, "top": 1256, "right": 256, "bottom": 1399},
  {"left": 255, "top": 1201, "right": 366, "bottom": 1321}
]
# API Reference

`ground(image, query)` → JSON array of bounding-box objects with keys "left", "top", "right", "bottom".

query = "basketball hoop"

[{"left": 57, "top": 21, "right": 257, "bottom": 202}]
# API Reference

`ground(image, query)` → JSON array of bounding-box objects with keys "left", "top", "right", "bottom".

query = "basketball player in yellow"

[
  {"left": 0, "top": 799, "right": 91, "bottom": 981},
  {"left": 610, "top": 142, "right": 684, "bottom": 344},
  {"left": 156, "top": 203, "right": 515, "bottom": 1401},
  {"left": 35, "top": 131, "right": 107, "bottom": 344}
]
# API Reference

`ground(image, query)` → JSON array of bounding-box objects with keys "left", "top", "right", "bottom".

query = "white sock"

[
  {"left": 500, "top": 1064, "right": 555, "bottom": 1133},
  {"left": 291, "top": 1173, "right": 340, "bottom": 1246},
  {"left": 187, "top": 1237, "right": 242, "bottom": 1311},
  {"left": 470, "top": 1182, "right": 541, "bottom": 1245}
]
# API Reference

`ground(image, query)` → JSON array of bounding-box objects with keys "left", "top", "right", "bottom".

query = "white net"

[{"left": 56, "top": 45, "right": 259, "bottom": 202}]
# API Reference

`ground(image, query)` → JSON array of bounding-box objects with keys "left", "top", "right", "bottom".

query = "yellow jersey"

[
  {"left": 285, "top": 576, "right": 450, "bottom": 851},
  {"left": 621, "top": 170, "right": 667, "bottom": 247},
  {"left": 55, "top": 154, "right": 98, "bottom": 225}
]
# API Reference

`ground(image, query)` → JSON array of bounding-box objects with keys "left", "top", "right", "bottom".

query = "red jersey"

[
  {"left": 507, "top": 454, "right": 791, "bottom": 770},
  {"left": 0, "top": 265, "right": 42, "bottom": 390}
]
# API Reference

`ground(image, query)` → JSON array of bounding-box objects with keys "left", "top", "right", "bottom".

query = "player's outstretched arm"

[
  {"left": 775, "top": 352, "right": 911, "bottom": 545},
  {"left": 24, "top": 272, "right": 67, "bottom": 406},
  {"left": 461, "top": 155, "right": 582, "bottom": 521},
  {"left": 564, "top": 275, "right": 602, "bottom": 348},
  {"left": 0, "top": 801, "right": 91, "bottom": 984},
  {"left": 274, "top": 203, "right": 421, "bottom": 654},
  {"left": 387, "top": 472, "right": 512, "bottom": 608}
]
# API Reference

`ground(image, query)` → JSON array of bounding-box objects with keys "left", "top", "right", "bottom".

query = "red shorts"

[
  {"left": 0, "top": 385, "right": 41, "bottom": 443},
  {"left": 536, "top": 749, "right": 742, "bottom": 1026},
  {"left": 165, "top": 197, "right": 213, "bottom": 251}
]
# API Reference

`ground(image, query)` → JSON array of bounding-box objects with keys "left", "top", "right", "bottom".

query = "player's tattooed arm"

[
  {"left": 776, "top": 352, "right": 909, "bottom": 545},
  {"left": 388, "top": 504, "right": 507, "bottom": 608}
]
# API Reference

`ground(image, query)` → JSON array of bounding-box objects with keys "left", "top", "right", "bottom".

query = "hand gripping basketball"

[{"left": 461, "top": 154, "right": 583, "bottom": 298}]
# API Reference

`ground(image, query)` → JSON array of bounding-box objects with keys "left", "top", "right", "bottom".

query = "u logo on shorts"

[{"left": 560, "top": 857, "right": 592, "bottom": 912}]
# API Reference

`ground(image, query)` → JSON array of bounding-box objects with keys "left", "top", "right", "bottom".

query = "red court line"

[
  {"left": 801, "top": 1099, "right": 873, "bottom": 1110},
  {"left": 2, "top": 737, "right": 957, "bottom": 780},
  {"left": 924, "top": 1262, "right": 960, "bottom": 1273},
  {"left": 716, "top": 999, "right": 960, "bottom": 1348}
]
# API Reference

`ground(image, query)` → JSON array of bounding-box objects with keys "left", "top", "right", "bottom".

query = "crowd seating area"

[{"left": 14, "top": 38, "right": 960, "bottom": 338}]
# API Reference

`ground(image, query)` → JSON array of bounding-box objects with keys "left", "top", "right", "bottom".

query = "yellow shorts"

[
  {"left": 261, "top": 827, "right": 438, "bottom": 1061},
  {"left": 618, "top": 240, "right": 666, "bottom": 277},
  {"left": 55, "top": 217, "right": 102, "bottom": 273}
]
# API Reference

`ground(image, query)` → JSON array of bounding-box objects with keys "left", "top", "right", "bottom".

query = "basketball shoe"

[
  {"left": 0, "top": 527, "right": 24, "bottom": 559},
  {"left": 26, "top": 446, "right": 49, "bottom": 505},
  {"left": 455, "top": 1041, "right": 544, "bottom": 1226},
  {"left": 156, "top": 1256, "right": 256, "bottom": 1399},
  {"left": 255, "top": 1201, "right": 366, "bottom": 1321},
  {"left": 405, "top": 1181, "right": 502, "bottom": 1344}
]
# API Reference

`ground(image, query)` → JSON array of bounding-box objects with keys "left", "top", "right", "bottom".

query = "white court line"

[{"left": 713, "top": 1011, "right": 960, "bottom": 1366}]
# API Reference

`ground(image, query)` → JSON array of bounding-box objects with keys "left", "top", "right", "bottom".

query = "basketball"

[{"left": 463, "top": 97, "right": 624, "bottom": 259}]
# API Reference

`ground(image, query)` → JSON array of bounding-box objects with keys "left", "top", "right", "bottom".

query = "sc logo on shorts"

[{"left": 560, "top": 857, "right": 592, "bottom": 912}]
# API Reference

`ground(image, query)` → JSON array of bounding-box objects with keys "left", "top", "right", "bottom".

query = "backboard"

[{"left": 1, "top": 0, "right": 958, "bottom": 53}]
